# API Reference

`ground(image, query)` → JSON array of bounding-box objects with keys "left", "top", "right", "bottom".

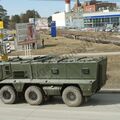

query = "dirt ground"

[{"left": 10, "top": 33, "right": 120, "bottom": 89}]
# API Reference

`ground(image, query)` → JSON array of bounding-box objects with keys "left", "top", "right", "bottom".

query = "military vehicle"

[{"left": 0, "top": 56, "right": 107, "bottom": 107}]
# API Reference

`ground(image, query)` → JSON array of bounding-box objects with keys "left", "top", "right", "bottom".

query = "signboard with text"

[{"left": 16, "top": 23, "right": 36, "bottom": 45}]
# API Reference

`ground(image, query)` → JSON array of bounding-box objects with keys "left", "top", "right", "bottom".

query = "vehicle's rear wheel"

[
  {"left": 0, "top": 86, "right": 16, "bottom": 104},
  {"left": 25, "top": 86, "right": 43, "bottom": 105},
  {"left": 62, "top": 86, "right": 83, "bottom": 107}
]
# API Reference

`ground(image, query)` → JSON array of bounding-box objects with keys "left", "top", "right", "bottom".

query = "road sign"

[{"left": 0, "top": 21, "right": 4, "bottom": 29}]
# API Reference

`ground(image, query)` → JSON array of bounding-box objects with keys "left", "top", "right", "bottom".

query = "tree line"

[
  {"left": 10, "top": 10, "right": 41, "bottom": 29},
  {"left": 0, "top": 5, "right": 9, "bottom": 28},
  {"left": 0, "top": 5, "right": 41, "bottom": 29}
]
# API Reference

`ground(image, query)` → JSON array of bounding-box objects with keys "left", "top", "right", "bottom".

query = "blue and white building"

[
  {"left": 83, "top": 10, "right": 120, "bottom": 28},
  {"left": 52, "top": 9, "right": 120, "bottom": 29}
]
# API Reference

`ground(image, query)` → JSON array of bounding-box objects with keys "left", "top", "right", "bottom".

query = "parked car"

[
  {"left": 3, "top": 37, "right": 8, "bottom": 41},
  {"left": 7, "top": 35, "right": 14, "bottom": 41}
]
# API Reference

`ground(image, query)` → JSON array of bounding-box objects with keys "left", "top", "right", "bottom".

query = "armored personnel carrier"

[{"left": 0, "top": 56, "right": 107, "bottom": 107}]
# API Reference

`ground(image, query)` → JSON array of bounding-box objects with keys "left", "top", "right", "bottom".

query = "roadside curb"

[{"left": 99, "top": 89, "right": 120, "bottom": 93}]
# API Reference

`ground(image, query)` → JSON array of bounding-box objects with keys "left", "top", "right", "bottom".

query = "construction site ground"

[{"left": 10, "top": 31, "right": 120, "bottom": 89}]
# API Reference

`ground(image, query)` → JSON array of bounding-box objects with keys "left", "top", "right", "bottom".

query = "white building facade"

[
  {"left": 52, "top": 10, "right": 120, "bottom": 29},
  {"left": 52, "top": 12, "right": 66, "bottom": 28},
  {"left": 52, "top": 11, "right": 84, "bottom": 29}
]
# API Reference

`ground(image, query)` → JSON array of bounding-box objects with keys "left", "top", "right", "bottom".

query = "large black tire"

[
  {"left": 62, "top": 86, "right": 83, "bottom": 107},
  {"left": 0, "top": 86, "right": 16, "bottom": 104},
  {"left": 25, "top": 86, "right": 43, "bottom": 105}
]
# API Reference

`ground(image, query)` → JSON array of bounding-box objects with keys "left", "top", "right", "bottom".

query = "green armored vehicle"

[{"left": 0, "top": 56, "right": 107, "bottom": 107}]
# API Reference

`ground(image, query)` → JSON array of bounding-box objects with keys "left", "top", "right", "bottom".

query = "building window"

[{"left": 111, "top": 17, "right": 119, "bottom": 23}]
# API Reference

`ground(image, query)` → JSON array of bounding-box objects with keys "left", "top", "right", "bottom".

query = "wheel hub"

[
  {"left": 29, "top": 91, "right": 37, "bottom": 100},
  {"left": 67, "top": 92, "right": 76, "bottom": 101},
  {"left": 3, "top": 91, "right": 11, "bottom": 99}
]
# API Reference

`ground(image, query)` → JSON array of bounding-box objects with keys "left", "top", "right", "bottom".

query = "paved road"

[{"left": 0, "top": 93, "right": 120, "bottom": 120}]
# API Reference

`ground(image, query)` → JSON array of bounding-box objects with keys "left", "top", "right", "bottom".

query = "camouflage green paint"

[{"left": 0, "top": 56, "right": 107, "bottom": 97}]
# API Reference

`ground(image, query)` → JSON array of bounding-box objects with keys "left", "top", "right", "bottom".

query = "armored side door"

[
  {"left": 50, "top": 63, "right": 66, "bottom": 79},
  {"left": 11, "top": 62, "right": 32, "bottom": 79},
  {"left": 81, "top": 62, "right": 98, "bottom": 79},
  {"left": 66, "top": 63, "right": 82, "bottom": 79},
  {"left": 36, "top": 63, "right": 66, "bottom": 79},
  {"left": 2, "top": 63, "right": 12, "bottom": 79},
  {"left": 31, "top": 62, "right": 52, "bottom": 79}
]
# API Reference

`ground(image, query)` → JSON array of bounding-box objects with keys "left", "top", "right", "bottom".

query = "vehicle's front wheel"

[
  {"left": 62, "top": 86, "right": 83, "bottom": 107},
  {"left": 0, "top": 85, "right": 16, "bottom": 104},
  {"left": 25, "top": 86, "right": 43, "bottom": 105}
]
